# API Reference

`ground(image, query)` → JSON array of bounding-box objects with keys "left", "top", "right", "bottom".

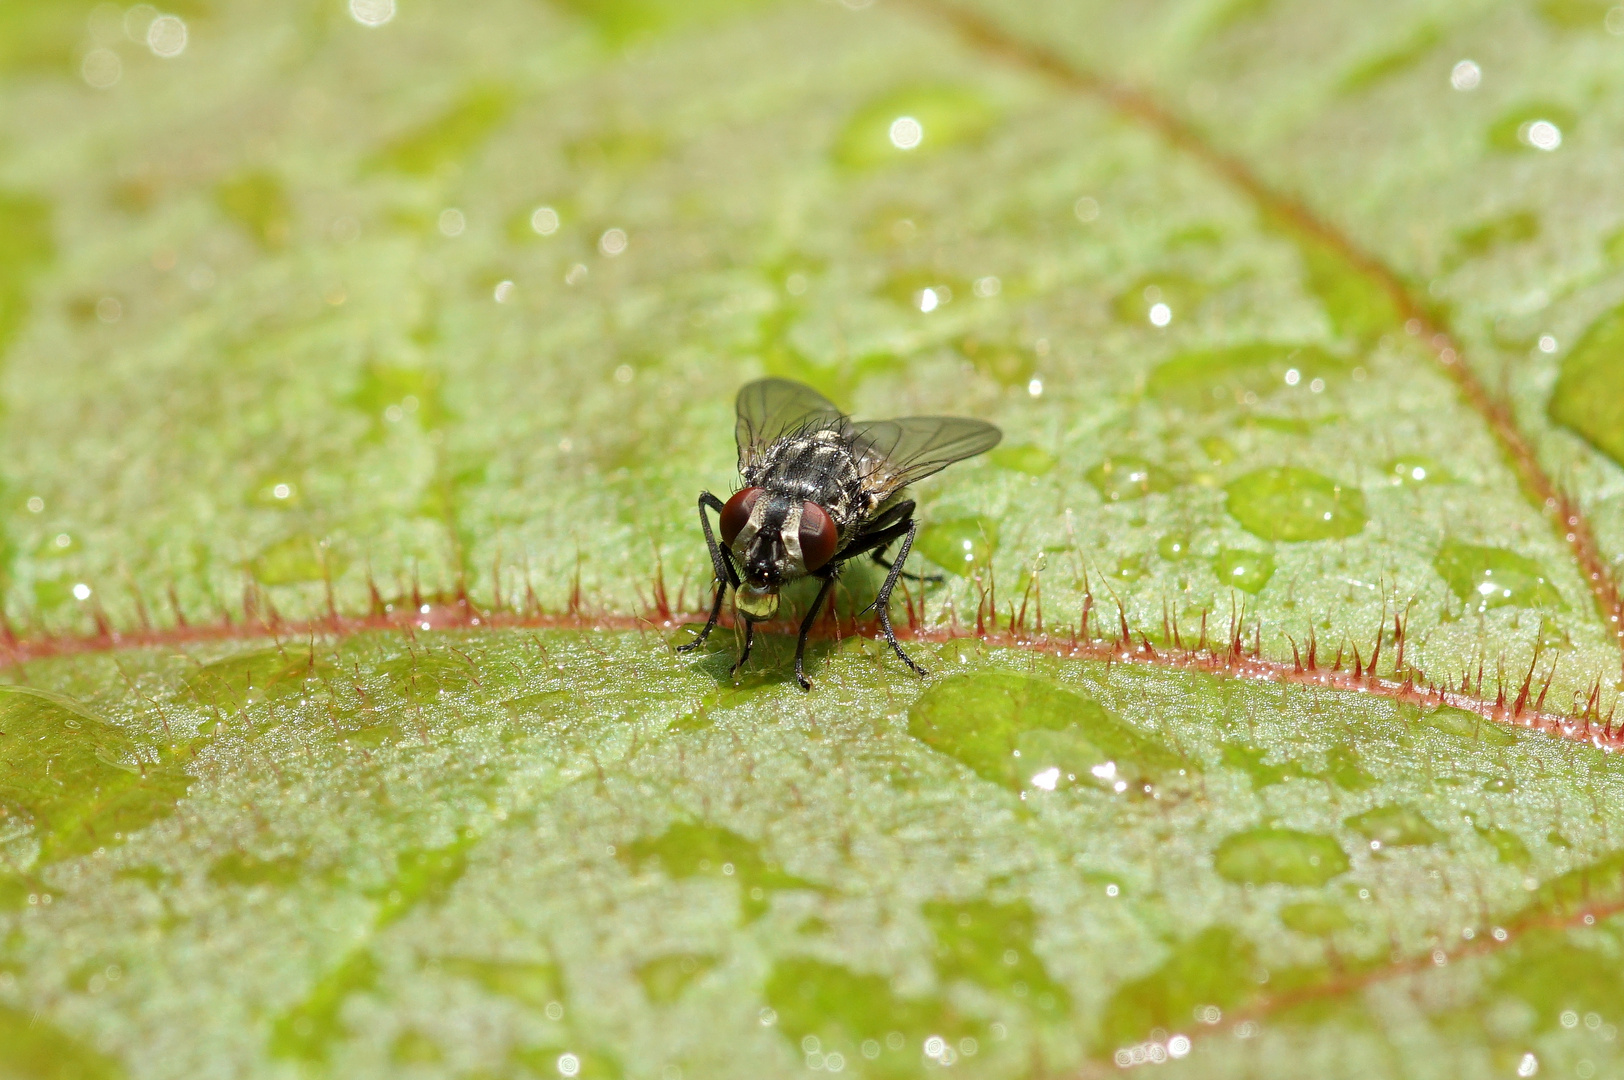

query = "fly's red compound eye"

[
  {"left": 798, "top": 501, "right": 838, "bottom": 571},
  {"left": 720, "top": 487, "right": 763, "bottom": 546}
]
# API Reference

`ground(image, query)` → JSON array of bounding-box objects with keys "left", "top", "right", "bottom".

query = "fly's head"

[{"left": 719, "top": 486, "right": 839, "bottom": 621}]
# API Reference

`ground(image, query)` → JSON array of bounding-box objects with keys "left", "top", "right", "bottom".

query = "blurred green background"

[{"left": 5, "top": 1, "right": 1624, "bottom": 1077}]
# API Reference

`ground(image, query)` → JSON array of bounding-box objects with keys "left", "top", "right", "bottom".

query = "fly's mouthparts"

[{"left": 735, "top": 584, "right": 780, "bottom": 621}]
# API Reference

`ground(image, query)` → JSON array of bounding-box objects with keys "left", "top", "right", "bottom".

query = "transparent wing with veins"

[
  {"left": 734, "top": 378, "right": 846, "bottom": 472},
  {"left": 848, "top": 417, "right": 1003, "bottom": 503}
]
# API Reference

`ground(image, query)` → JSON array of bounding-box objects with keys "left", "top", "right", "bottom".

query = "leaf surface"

[{"left": 2, "top": 0, "right": 1624, "bottom": 1076}]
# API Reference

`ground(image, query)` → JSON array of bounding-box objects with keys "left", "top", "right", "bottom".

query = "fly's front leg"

[
  {"left": 873, "top": 517, "right": 927, "bottom": 678},
  {"left": 793, "top": 573, "right": 837, "bottom": 692},
  {"left": 729, "top": 620, "right": 756, "bottom": 677},
  {"left": 677, "top": 491, "right": 738, "bottom": 654}
]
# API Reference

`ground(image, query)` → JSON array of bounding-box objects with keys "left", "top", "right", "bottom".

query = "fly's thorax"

[{"left": 748, "top": 432, "right": 866, "bottom": 530}]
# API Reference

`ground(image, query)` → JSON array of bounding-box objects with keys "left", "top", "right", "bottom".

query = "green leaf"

[{"left": 6, "top": 0, "right": 1624, "bottom": 1076}]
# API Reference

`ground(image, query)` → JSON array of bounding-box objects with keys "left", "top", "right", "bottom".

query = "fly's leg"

[
  {"left": 678, "top": 491, "right": 738, "bottom": 654},
  {"left": 730, "top": 620, "right": 756, "bottom": 677},
  {"left": 871, "top": 548, "right": 942, "bottom": 584},
  {"left": 873, "top": 517, "right": 927, "bottom": 677},
  {"left": 793, "top": 573, "right": 837, "bottom": 692}
]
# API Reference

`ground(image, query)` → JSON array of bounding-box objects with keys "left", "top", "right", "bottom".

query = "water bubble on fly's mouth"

[{"left": 736, "top": 585, "right": 779, "bottom": 621}]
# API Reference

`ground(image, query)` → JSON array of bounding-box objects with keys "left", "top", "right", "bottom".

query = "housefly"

[{"left": 678, "top": 378, "right": 1001, "bottom": 689}]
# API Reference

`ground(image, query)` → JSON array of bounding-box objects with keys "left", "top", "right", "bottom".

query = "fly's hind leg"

[
  {"left": 870, "top": 518, "right": 928, "bottom": 678},
  {"left": 678, "top": 491, "right": 738, "bottom": 654},
  {"left": 871, "top": 548, "right": 943, "bottom": 584}
]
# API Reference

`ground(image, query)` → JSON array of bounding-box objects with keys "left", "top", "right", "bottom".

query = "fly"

[{"left": 678, "top": 378, "right": 1001, "bottom": 689}]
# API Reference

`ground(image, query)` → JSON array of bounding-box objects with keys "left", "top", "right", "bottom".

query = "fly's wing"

[
  {"left": 849, "top": 416, "right": 1002, "bottom": 500},
  {"left": 734, "top": 378, "right": 845, "bottom": 469}
]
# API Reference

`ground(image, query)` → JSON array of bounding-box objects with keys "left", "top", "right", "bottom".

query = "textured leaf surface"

[{"left": 3, "top": 0, "right": 1624, "bottom": 1077}]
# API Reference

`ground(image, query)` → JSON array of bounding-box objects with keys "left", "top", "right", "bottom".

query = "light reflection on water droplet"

[
  {"left": 530, "top": 206, "right": 559, "bottom": 235},
  {"left": 82, "top": 49, "right": 122, "bottom": 88},
  {"left": 125, "top": 4, "right": 157, "bottom": 42},
  {"left": 888, "top": 116, "right": 923, "bottom": 150},
  {"left": 349, "top": 0, "right": 396, "bottom": 26},
  {"left": 438, "top": 208, "right": 465, "bottom": 236},
  {"left": 1450, "top": 59, "right": 1481, "bottom": 91},
  {"left": 146, "top": 14, "right": 187, "bottom": 58},
  {"left": 1148, "top": 302, "right": 1171, "bottom": 327},
  {"left": 1521, "top": 119, "right": 1561, "bottom": 151},
  {"left": 494, "top": 280, "right": 516, "bottom": 303},
  {"left": 599, "top": 228, "right": 628, "bottom": 256}
]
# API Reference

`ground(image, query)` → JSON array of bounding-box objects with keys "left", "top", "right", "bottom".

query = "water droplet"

[
  {"left": 912, "top": 517, "right": 998, "bottom": 576},
  {"left": 81, "top": 48, "right": 121, "bottom": 88},
  {"left": 1415, "top": 704, "right": 1518, "bottom": 746},
  {"left": 1148, "top": 302, "right": 1172, "bottom": 326},
  {"left": 908, "top": 671, "right": 1184, "bottom": 793},
  {"left": 637, "top": 953, "right": 717, "bottom": 1004},
  {"left": 1279, "top": 901, "right": 1353, "bottom": 935},
  {"left": 530, "top": 206, "right": 560, "bottom": 235},
  {"left": 1157, "top": 533, "right": 1190, "bottom": 561},
  {"left": 1433, "top": 539, "right": 1564, "bottom": 612},
  {"left": 599, "top": 228, "right": 628, "bottom": 256},
  {"left": 1382, "top": 456, "right": 1451, "bottom": 485},
  {"left": 1487, "top": 103, "right": 1577, "bottom": 153},
  {"left": 1523, "top": 119, "right": 1562, "bottom": 151},
  {"left": 988, "top": 443, "right": 1055, "bottom": 475},
  {"left": 368, "top": 86, "right": 513, "bottom": 175},
  {"left": 832, "top": 85, "right": 997, "bottom": 169},
  {"left": 1343, "top": 804, "right": 1444, "bottom": 847},
  {"left": 1212, "top": 548, "right": 1274, "bottom": 593},
  {"left": 1225, "top": 467, "right": 1367, "bottom": 541},
  {"left": 1074, "top": 196, "right": 1099, "bottom": 222},
  {"left": 146, "top": 14, "right": 186, "bottom": 58},
  {"left": 1549, "top": 303, "right": 1624, "bottom": 467},
  {"left": 1450, "top": 59, "right": 1481, "bottom": 90},
  {"left": 888, "top": 116, "right": 923, "bottom": 150},
  {"left": 1147, "top": 343, "right": 1346, "bottom": 412},
  {"left": 438, "top": 208, "right": 465, "bottom": 237},
  {"left": 1213, "top": 829, "right": 1349, "bottom": 886},
  {"left": 1086, "top": 456, "right": 1178, "bottom": 502},
  {"left": 956, "top": 335, "right": 1034, "bottom": 387}
]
